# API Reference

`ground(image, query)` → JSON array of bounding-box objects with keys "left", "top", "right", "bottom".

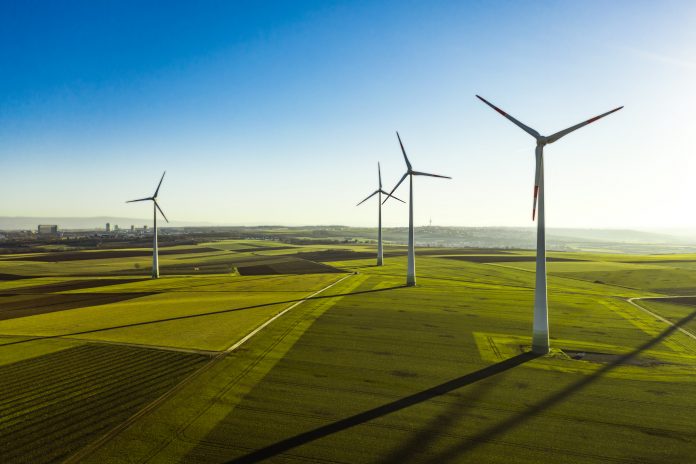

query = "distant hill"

[{"left": 2, "top": 219, "right": 695, "bottom": 254}]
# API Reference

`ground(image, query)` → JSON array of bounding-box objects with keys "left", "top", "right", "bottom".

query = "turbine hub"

[{"left": 537, "top": 136, "right": 548, "bottom": 146}]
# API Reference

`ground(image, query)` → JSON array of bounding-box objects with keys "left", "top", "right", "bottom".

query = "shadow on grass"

[
  {"left": 225, "top": 352, "right": 539, "bottom": 464},
  {"left": 423, "top": 309, "right": 696, "bottom": 462},
  {"left": 226, "top": 310, "right": 696, "bottom": 463},
  {"left": 0, "top": 282, "right": 407, "bottom": 348},
  {"left": 376, "top": 372, "right": 503, "bottom": 464}
]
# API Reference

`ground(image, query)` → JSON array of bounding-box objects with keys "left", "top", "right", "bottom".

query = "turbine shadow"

[
  {"left": 225, "top": 352, "right": 539, "bottom": 464},
  {"left": 376, "top": 374, "right": 498, "bottom": 464},
  {"left": 0, "top": 283, "right": 407, "bottom": 348},
  {"left": 425, "top": 309, "right": 696, "bottom": 462}
]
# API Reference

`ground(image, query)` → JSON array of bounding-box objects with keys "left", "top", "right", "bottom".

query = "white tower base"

[
  {"left": 152, "top": 203, "right": 159, "bottom": 279},
  {"left": 532, "top": 152, "right": 549, "bottom": 354},
  {"left": 406, "top": 175, "right": 416, "bottom": 286},
  {"left": 377, "top": 191, "right": 383, "bottom": 266}
]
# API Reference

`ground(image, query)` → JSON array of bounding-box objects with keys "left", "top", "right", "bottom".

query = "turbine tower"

[
  {"left": 384, "top": 132, "right": 451, "bottom": 286},
  {"left": 477, "top": 95, "right": 622, "bottom": 354},
  {"left": 356, "top": 162, "right": 404, "bottom": 266},
  {"left": 127, "top": 171, "right": 169, "bottom": 279}
]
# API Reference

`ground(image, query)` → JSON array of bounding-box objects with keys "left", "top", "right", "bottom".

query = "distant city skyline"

[{"left": 2, "top": 1, "right": 695, "bottom": 229}]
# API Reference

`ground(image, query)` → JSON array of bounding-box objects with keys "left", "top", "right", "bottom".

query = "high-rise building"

[{"left": 106, "top": 222, "right": 111, "bottom": 232}]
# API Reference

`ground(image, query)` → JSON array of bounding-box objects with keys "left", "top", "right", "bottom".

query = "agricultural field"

[{"left": 0, "top": 239, "right": 695, "bottom": 463}]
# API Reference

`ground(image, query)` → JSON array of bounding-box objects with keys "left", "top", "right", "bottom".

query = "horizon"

[
  {"left": 4, "top": 215, "right": 696, "bottom": 236},
  {"left": 2, "top": 1, "right": 695, "bottom": 228}
]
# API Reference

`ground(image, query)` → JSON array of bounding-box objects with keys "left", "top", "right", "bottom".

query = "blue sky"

[{"left": 1, "top": 0, "right": 695, "bottom": 228}]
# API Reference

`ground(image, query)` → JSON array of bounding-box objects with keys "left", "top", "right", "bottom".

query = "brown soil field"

[
  {"left": 237, "top": 259, "right": 344, "bottom": 276},
  {"left": 8, "top": 278, "right": 144, "bottom": 294},
  {"left": 295, "top": 250, "right": 377, "bottom": 262},
  {"left": 228, "top": 246, "right": 294, "bottom": 253},
  {"left": 294, "top": 248, "right": 516, "bottom": 263},
  {"left": 0, "top": 274, "right": 32, "bottom": 281},
  {"left": 415, "top": 248, "right": 514, "bottom": 256},
  {"left": 0, "top": 293, "right": 155, "bottom": 321},
  {"left": 102, "top": 255, "right": 345, "bottom": 276},
  {"left": 563, "top": 350, "right": 668, "bottom": 367},
  {"left": 640, "top": 297, "right": 696, "bottom": 306},
  {"left": 9, "top": 247, "right": 221, "bottom": 262},
  {"left": 441, "top": 255, "right": 584, "bottom": 263}
]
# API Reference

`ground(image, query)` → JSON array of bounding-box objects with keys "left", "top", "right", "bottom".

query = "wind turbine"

[
  {"left": 356, "top": 162, "right": 404, "bottom": 266},
  {"left": 476, "top": 95, "right": 622, "bottom": 354},
  {"left": 384, "top": 132, "right": 451, "bottom": 286},
  {"left": 127, "top": 171, "right": 169, "bottom": 279}
]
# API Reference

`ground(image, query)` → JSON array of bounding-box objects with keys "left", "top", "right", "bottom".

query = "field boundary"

[{"left": 64, "top": 272, "right": 353, "bottom": 464}]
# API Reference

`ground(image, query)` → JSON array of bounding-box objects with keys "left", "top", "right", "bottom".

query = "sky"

[{"left": 1, "top": 0, "right": 695, "bottom": 229}]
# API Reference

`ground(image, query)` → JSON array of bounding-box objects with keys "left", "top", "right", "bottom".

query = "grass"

[
  {"left": 0, "top": 273, "right": 344, "bottom": 351},
  {"left": 0, "top": 240, "right": 695, "bottom": 463},
  {"left": 177, "top": 267, "right": 695, "bottom": 463}
]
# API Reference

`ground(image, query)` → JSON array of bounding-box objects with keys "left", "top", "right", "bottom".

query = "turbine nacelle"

[
  {"left": 476, "top": 95, "right": 622, "bottom": 221},
  {"left": 384, "top": 132, "right": 451, "bottom": 204},
  {"left": 356, "top": 163, "right": 404, "bottom": 206},
  {"left": 126, "top": 171, "right": 169, "bottom": 223}
]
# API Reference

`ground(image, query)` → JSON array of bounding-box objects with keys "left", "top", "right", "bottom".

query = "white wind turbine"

[
  {"left": 127, "top": 171, "right": 169, "bottom": 279},
  {"left": 384, "top": 132, "right": 451, "bottom": 286},
  {"left": 477, "top": 95, "right": 622, "bottom": 354},
  {"left": 356, "top": 162, "right": 404, "bottom": 266}
]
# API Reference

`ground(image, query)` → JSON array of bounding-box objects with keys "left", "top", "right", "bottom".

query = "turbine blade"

[
  {"left": 396, "top": 132, "right": 412, "bottom": 170},
  {"left": 476, "top": 95, "right": 540, "bottom": 139},
  {"left": 356, "top": 190, "right": 379, "bottom": 206},
  {"left": 153, "top": 171, "right": 166, "bottom": 197},
  {"left": 155, "top": 200, "right": 169, "bottom": 223},
  {"left": 378, "top": 162, "right": 382, "bottom": 189},
  {"left": 411, "top": 170, "right": 452, "bottom": 179},
  {"left": 380, "top": 189, "right": 405, "bottom": 203},
  {"left": 126, "top": 197, "right": 153, "bottom": 203},
  {"left": 533, "top": 146, "right": 542, "bottom": 221},
  {"left": 383, "top": 172, "right": 408, "bottom": 204},
  {"left": 546, "top": 106, "right": 623, "bottom": 144}
]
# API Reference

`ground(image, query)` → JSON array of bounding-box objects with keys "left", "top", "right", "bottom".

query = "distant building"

[
  {"left": 143, "top": 225, "right": 148, "bottom": 230},
  {"left": 106, "top": 222, "right": 111, "bottom": 232},
  {"left": 130, "top": 225, "right": 134, "bottom": 231},
  {"left": 114, "top": 225, "right": 119, "bottom": 231},
  {"left": 38, "top": 225, "right": 58, "bottom": 236}
]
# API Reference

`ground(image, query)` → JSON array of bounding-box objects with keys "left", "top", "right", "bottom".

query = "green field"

[{"left": 0, "top": 240, "right": 694, "bottom": 463}]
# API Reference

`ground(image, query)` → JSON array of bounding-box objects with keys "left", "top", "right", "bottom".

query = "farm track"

[
  {"left": 627, "top": 296, "right": 696, "bottom": 343},
  {"left": 63, "top": 273, "right": 353, "bottom": 463},
  {"left": 0, "top": 344, "right": 208, "bottom": 464},
  {"left": 169, "top": 287, "right": 356, "bottom": 454},
  {"left": 626, "top": 297, "right": 696, "bottom": 357}
]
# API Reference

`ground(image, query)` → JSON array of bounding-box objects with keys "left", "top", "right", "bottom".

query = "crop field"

[
  {"left": 0, "top": 240, "right": 695, "bottom": 463},
  {"left": 0, "top": 344, "right": 208, "bottom": 464}
]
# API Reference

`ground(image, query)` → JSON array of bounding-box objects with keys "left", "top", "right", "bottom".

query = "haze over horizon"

[{"left": 2, "top": 1, "right": 695, "bottom": 229}]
